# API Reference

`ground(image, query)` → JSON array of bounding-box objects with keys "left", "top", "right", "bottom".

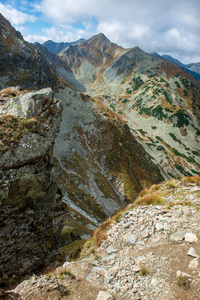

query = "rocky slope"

[
  {"left": 5, "top": 176, "right": 200, "bottom": 300},
  {"left": 0, "top": 87, "right": 67, "bottom": 285},
  {"left": 52, "top": 87, "right": 163, "bottom": 239},
  {"left": 32, "top": 43, "right": 86, "bottom": 92},
  {"left": 59, "top": 33, "right": 200, "bottom": 179}
]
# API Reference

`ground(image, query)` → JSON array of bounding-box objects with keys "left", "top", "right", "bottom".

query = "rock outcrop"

[{"left": 0, "top": 87, "right": 66, "bottom": 285}]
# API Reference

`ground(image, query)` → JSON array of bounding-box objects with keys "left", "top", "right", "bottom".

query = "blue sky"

[{"left": 0, "top": 0, "right": 200, "bottom": 64}]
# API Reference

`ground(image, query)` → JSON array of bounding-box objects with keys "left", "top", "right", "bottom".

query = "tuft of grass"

[
  {"left": 59, "top": 270, "right": 75, "bottom": 280},
  {"left": 59, "top": 240, "right": 85, "bottom": 260},
  {"left": 134, "top": 191, "right": 165, "bottom": 206},
  {"left": 167, "top": 179, "right": 177, "bottom": 188},
  {"left": 139, "top": 267, "right": 149, "bottom": 276},
  {"left": 182, "top": 176, "right": 200, "bottom": 186},
  {"left": 167, "top": 201, "right": 194, "bottom": 210},
  {"left": 177, "top": 275, "right": 190, "bottom": 290},
  {"left": 139, "top": 189, "right": 149, "bottom": 197}
]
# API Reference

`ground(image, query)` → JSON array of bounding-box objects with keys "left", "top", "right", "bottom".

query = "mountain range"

[
  {"left": 0, "top": 12, "right": 200, "bottom": 290},
  {"left": 43, "top": 38, "right": 200, "bottom": 80}
]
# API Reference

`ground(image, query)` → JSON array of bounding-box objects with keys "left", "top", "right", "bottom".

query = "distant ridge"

[
  {"left": 43, "top": 38, "right": 85, "bottom": 54},
  {"left": 151, "top": 52, "right": 200, "bottom": 81}
]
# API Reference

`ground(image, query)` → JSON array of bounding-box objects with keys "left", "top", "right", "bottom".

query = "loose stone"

[{"left": 185, "top": 233, "right": 198, "bottom": 243}]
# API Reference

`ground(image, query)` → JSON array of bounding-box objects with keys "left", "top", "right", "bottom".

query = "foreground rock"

[
  {"left": 11, "top": 177, "right": 199, "bottom": 300},
  {"left": 0, "top": 88, "right": 66, "bottom": 285}
]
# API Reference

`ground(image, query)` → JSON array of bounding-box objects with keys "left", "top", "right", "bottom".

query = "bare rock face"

[{"left": 0, "top": 88, "right": 66, "bottom": 285}]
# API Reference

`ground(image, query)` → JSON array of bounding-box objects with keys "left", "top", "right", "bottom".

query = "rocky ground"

[{"left": 3, "top": 177, "right": 200, "bottom": 300}]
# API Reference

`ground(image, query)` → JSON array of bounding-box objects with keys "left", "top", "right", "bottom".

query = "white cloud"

[
  {"left": 0, "top": 3, "right": 36, "bottom": 25},
  {"left": 24, "top": 25, "right": 91, "bottom": 43}
]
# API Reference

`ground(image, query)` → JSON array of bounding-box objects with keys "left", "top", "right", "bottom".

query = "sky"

[{"left": 0, "top": 0, "right": 200, "bottom": 64}]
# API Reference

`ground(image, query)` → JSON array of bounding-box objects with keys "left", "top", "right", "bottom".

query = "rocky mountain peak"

[{"left": 87, "top": 32, "right": 111, "bottom": 45}]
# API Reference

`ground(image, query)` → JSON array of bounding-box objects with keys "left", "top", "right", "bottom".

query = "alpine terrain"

[{"left": 0, "top": 13, "right": 200, "bottom": 300}]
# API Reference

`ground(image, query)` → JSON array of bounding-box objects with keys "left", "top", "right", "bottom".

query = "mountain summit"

[{"left": 58, "top": 33, "right": 200, "bottom": 179}]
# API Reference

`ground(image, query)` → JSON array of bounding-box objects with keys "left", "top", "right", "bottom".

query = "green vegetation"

[
  {"left": 133, "top": 103, "right": 167, "bottom": 121},
  {"left": 160, "top": 77, "right": 166, "bottom": 82},
  {"left": 58, "top": 270, "right": 75, "bottom": 280},
  {"left": 148, "top": 137, "right": 155, "bottom": 143},
  {"left": 138, "top": 129, "right": 147, "bottom": 135},
  {"left": 135, "top": 189, "right": 165, "bottom": 206},
  {"left": 126, "top": 88, "right": 132, "bottom": 94},
  {"left": 139, "top": 267, "right": 149, "bottom": 276},
  {"left": 104, "top": 94, "right": 111, "bottom": 99},
  {"left": 151, "top": 126, "right": 157, "bottom": 129},
  {"left": 110, "top": 104, "right": 116, "bottom": 111},
  {"left": 140, "top": 86, "right": 150, "bottom": 96},
  {"left": 163, "top": 90, "right": 173, "bottom": 104},
  {"left": 122, "top": 98, "right": 129, "bottom": 103},
  {"left": 169, "top": 132, "right": 182, "bottom": 144},
  {"left": 146, "top": 143, "right": 156, "bottom": 147},
  {"left": 180, "top": 78, "right": 190, "bottom": 89},
  {"left": 191, "top": 169, "right": 200, "bottom": 175},
  {"left": 59, "top": 240, "right": 85, "bottom": 260},
  {"left": 174, "top": 81, "right": 181, "bottom": 88},
  {"left": 175, "top": 164, "right": 192, "bottom": 176},
  {"left": 192, "top": 150, "right": 199, "bottom": 156},
  {"left": 170, "top": 109, "right": 190, "bottom": 127},
  {"left": 151, "top": 105, "right": 167, "bottom": 120},
  {"left": 132, "top": 76, "right": 144, "bottom": 90},
  {"left": 165, "top": 108, "right": 173, "bottom": 112},
  {"left": 156, "top": 145, "right": 165, "bottom": 151},
  {"left": 177, "top": 275, "right": 190, "bottom": 290},
  {"left": 172, "top": 148, "right": 200, "bottom": 168},
  {"left": 156, "top": 136, "right": 163, "bottom": 141}
]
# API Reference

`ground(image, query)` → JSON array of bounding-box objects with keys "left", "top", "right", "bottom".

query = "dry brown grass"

[
  {"left": 182, "top": 176, "right": 200, "bottom": 186},
  {"left": 134, "top": 191, "right": 165, "bottom": 206}
]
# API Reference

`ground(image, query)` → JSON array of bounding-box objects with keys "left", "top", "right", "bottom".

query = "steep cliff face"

[{"left": 0, "top": 88, "right": 66, "bottom": 285}]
